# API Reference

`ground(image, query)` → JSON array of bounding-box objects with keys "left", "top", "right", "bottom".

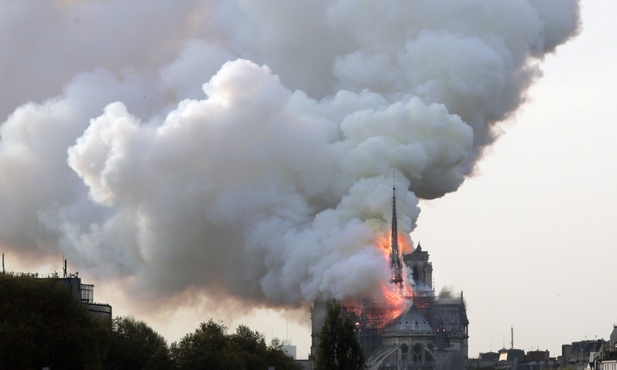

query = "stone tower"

[{"left": 403, "top": 243, "right": 433, "bottom": 290}]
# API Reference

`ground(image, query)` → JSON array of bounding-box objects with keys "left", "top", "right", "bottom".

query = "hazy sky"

[
  {"left": 414, "top": 0, "right": 617, "bottom": 356},
  {"left": 2, "top": 0, "right": 613, "bottom": 359}
]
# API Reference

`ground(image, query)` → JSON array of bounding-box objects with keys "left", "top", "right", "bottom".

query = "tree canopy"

[
  {"left": 170, "top": 319, "right": 301, "bottom": 370},
  {"left": 315, "top": 302, "right": 366, "bottom": 370},
  {"left": 0, "top": 273, "right": 301, "bottom": 369},
  {"left": 0, "top": 273, "right": 109, "bottom": 370},
  {"left": 106, "top": 316, "right": 171, "bottom": 370}
]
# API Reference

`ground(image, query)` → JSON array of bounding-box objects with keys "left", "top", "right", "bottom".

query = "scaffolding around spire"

[{"left": 390, "top": 172, "right": 403, "bottom": 288}]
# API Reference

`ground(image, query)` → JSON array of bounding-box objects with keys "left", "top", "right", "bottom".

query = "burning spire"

[{"left": 390, "top": 172, "right": 404, "bottom": 289}]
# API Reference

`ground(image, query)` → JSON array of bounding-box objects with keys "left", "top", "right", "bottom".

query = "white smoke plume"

[{"left": 0, "top": 1, "right": 580, "bottom": 309}]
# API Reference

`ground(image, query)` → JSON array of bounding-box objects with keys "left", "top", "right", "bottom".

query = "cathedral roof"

[
  {"left": 382, "top": 304, "right": 433, "bottom": 336},
  {"left": 610, "top": 325, "right": 617, "bottom": 348}
]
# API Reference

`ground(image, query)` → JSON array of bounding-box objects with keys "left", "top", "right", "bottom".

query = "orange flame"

[
  {"left": 375, "top": 230, "right": 413, "bottom": 257},
  {"left": 373, "top": 231, "right": 414, "bottom": 315},
  {"left": 339, "top": 229, "right": 416, "bottom": 330}
]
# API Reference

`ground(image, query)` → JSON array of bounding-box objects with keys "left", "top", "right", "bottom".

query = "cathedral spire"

[{"left": 390, "top": 171, "right": 403, "bottom": 287}]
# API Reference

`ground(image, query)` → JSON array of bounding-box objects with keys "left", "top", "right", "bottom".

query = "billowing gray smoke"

[{"left": 0, "top": 1, "right": 580, "bottom": 308}]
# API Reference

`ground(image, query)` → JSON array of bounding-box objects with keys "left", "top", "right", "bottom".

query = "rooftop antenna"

[
  {"left": 2, "top": 253, "right": 4, "bottom": 274},
  {"left": 63, "top": 258, "right": 67, "bottom": 278},
  {"left": 389, "top": 171, "right": 403, "bottom": 288},
  {"left": 511, "top": 326, "right": 514, "bottom": 349}
]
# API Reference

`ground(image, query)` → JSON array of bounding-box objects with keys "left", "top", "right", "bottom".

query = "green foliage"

[
  {"left": 315, "top": 303, "right": 366, "bottom": 370},
  {"left": 170, "top": 319, "right": 301, "bottom": 370},
  {"left": 0, "top": 273, "right": 109, "bottom": 370},
  {"left": 266, "top": 337, "right": 303, "bottom": 370},
  {"left": 0, "top": 273, "right": 301, "bottom": 370},
  {"left": 171, "top": 319, "right": 241, "bottom": 369},
  {"left": 231, "top": 324, "right": 269, "bottom": 369},
  {"left": 106, "top": 316, "right": 171, "bottom": 370}
]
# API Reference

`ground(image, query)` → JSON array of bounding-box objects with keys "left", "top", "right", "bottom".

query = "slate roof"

[{"left": 382, "top": 304, "right": 433, "bottom": 336}]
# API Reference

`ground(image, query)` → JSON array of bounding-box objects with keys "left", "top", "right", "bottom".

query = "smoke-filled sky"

[
  {"left": 413, "top": 0, "right": 617, "bottom": 356},
  {"left": 3, "top": 0, "right": 612, "bottom": 358}
]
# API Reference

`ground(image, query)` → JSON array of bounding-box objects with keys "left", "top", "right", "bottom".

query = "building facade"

[
  {"left": 57, "top": 274, "right": 112, "bottom": 320},
  {"left": 311, "top": 244, "right": 469, "bottom": 370},
  {"left": 311, "top": 184, "right": 467, "bottom": 370}
]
